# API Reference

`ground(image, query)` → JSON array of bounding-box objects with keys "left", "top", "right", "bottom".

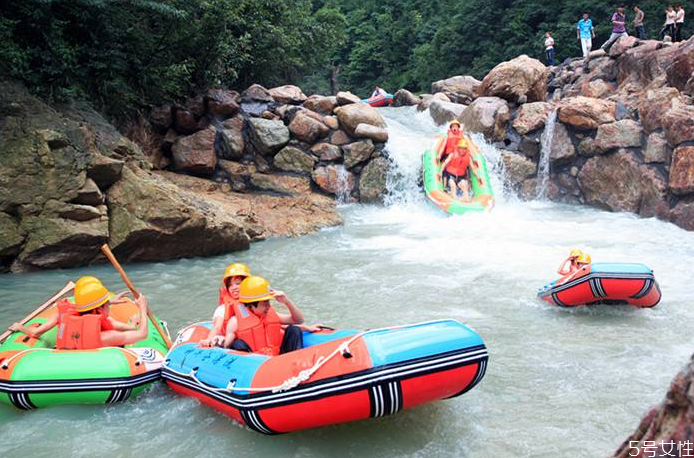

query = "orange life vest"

[
  {"left": 55, "top": 300, "right": 113, "bottom": 350},
  {"left": 443, "top": 131, "right": 464, "bottom": 156},
  {"left": 217, "top": 287, "right": 237, "bottom": 335},
  {"left": 445, "top": 149, "right": 471, "bottom": 176},
  {"left": 231, "top": 302, "right": 284, "bottom": 356}
]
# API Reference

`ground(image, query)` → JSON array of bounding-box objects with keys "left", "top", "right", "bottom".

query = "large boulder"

[
  {"left": 431, "top": 75, "right": 481, "bottom": 104},
  {"left": 268, "top": 85, "right": 307, "bottom": 105},
  {"left": 240, "top": 84, "right": 274, "bottom": 103},
  {"left": 668, "top": 197, "right": 694, "bottom": 230},
  {"left": 429, "top": 99, "right": 467, "bottom": 125},
  {"left": 512, "top": 102, "right": 551, "bottom": 135},
  {"left": 545, "top": 122, "right": 576, "bottom": 166},
  {"left": 248, "top": 118, "right": 290, "bottom": 156},
  {"left": 638, "top": 87, "right": 681, "bottom": 132},
  {"left": 273, "top": 146, "right": 316, "bottom": 174},
  {"left": 557, "top": 96, "right": 617, "bottom": 130},
  {"left": 669, "top": 146, "right": 694, "bottom": 196},
  {"left": 359, "top": 157, "right": 390, "bottom": 202},
  {"left": 342, "top": 140, "right": 375, "bottom": 168},
  {"left": 205, "top": 89, "right": 239, "bottom": 117},
  {"left": 311, "top": 143, "right": 342, "bottom": 161},
  {"left": 333, "top": 103, "right": 386, "bottom": 136},
  {"left": 608, "top": 35, "right": 639, "bottom": 57},
  {"left": 662, "top": 99, "right": 694, "bottom": 146},
  {"left": 173, "top": 107, "right": 200, "bottom": 134},
  {"left": 644, "top": 132, "right": 671, "bottom": 164},
  {"left": 578, "top": 150, "right": 668, "bottom": 215},
  {"left": 330, "top": 129, "right": 352, "bottom": 146},
  {"left": 312, "top": 164, "right": 355, "bottom": 196},
  {"left": 501, "top": 151, "right": 536, "bottom": 188},
  {"left": 171, "top": 127, "right": 217, "bottom": 176},
  {"left": 288, "top": 111, "right": 329, "bottom": 143},
  {"left": 580, "top": 120, "right": 643, "bottom": 155},
  {"left": 392, "top": 89, "right": 421, "bottom": 107},
  {"left": 666, "top": 37, "right": 694, "bottom": 91},
  {"left": 219, "top": 115, "right": 245, "bottom": 159},
  {"left": 478, "top": 55, "right": 547, "bottom": 103},
  {"left": 417, "top": 93, "right": 450, "bottom": 112},
  {"left": 458, "top": 97, "right": 510, "bottom": 142},
  {"left": 336, "top": 91, "right": 361, "bottom": 105},
  {"left": 303, "top": 95, "right": 338, "bottom": 114},
  {"left": 354, "top": 123, "right": 389, "bottom": 143}
]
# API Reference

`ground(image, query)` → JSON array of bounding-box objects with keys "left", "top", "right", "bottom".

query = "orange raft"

[
  {"left": 163, "top": 320, "right": 487, "bottom": 434},
  {"left": 537, "top": 262, "right": 661, "bottom": 308}
]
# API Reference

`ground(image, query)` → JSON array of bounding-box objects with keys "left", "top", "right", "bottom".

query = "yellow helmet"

[
  {"left": 222, "top": 263, "right": 251, "bottom": 285},
  {"left": 74, "top": 276, "right": 102, "bottom": 289},
  {"left": 578, "top": 253, "right": 592, "bottom": 264},
  {"left": 74, "top": 282, "right": 111, "bottom": 313},
  {"left": 238, "top": 276, "right": 275, "bottom": 303},
  {"left": 458, "top": 139, "right": 469, "bottom": 148},
  {"left": 448, "top": 120, "right": 461, "bottom": 129},
  {"left": 569, "top": 249, "right": 583, "bottom": 258}
]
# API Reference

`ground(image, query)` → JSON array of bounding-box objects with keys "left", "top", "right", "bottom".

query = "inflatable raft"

[
  {"left": 538, "top": 262, "right": 661, "bottom": 308},
  {"left": 0, "top": 297, "right": 169, "bottom": 409},
  {"left": 362, "top": 93, "right": 394, "bottom": 107},
  {"left": 163, "top": 320, "right": 487, "bottom": 434},
  {"left": 422, "top": 135, "right": 494, "bottom": 214}
]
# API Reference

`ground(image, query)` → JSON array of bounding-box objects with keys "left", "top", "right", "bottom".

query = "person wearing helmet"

[
  {"left": 437, "top": 120, "right": 464, "bottom": 163},
  {"left": 200, "top": 263, "right": 251, "bottom": 348},
  {"left": 557, "top": 249, "right": 589, "bottom": 276},
  {"left": 222, "top": 276, "right": 322, "bottom": 354},
  {"left": 8, "top": 276, "right": 139, "bottom": 341},
  {"left": 440, "top": 138, "right": 473, "bottom": 200}
]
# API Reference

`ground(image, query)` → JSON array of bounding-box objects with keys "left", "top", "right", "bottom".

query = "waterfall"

[
  {"left": 536, "top": 109, "right": 557, "bottom": 198},
  {"left": 335, "top": 165, "right": 352, "bottom": 205}
]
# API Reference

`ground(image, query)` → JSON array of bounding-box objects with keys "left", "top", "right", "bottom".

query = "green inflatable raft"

[
  {"left": 0, "top": 294, "right": 169, "bottom": 410},
  {"left": 422, "top": 135, "right": 495, "bottom": 214}
]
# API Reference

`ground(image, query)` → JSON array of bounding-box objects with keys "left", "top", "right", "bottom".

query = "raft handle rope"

[
  {"left": 168, "top": 319, "right": 459, "bottom": 394},
  {"left": 0, "top": 347, "right": 145, "bottom": 370}
]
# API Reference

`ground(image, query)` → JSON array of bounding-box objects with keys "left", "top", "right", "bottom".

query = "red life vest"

[
  {"left": 55, "top": 300, "right": 113, "bottom": 350},
  {"left": 217, "top": 287, "right": 236, "bottom": 335},
  {"left": 231, "top": 302, "right": 284, "bottom": 356},
  {"left": 445, "top": 149, "right": 471, "bottom": 176},
  {"left": 443, "top": 131, "right": 464, "bottom": 157}
]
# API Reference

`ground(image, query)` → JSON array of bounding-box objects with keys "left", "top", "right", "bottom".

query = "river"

[{"left": 2, "top": 106, "right": 693, "bottom": 457}]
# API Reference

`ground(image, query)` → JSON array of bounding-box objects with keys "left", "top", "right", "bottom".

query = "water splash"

[
  {"left": 536, "top": 109, "right": 557, "bottom": 198},
  {"left": 334, "top": 165, "right": 352, "bottom": 205}
]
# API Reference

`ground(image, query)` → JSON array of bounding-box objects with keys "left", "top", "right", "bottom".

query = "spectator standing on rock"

[
  {"left": 544, "top": 32, "right": 556, "bottom": 66},
  {"left": 577, "top": 13, "right": 595, "bottom": 58},
  {"left": 661, "top": 6, "right": 677, "bottom": 41},
  {"left": 633, "top": 5, "right": 646, "bottom": 39},
  {"left": 601, "top": 5, "right": 629, "bottom": 52},
  {"left": 675, "top": 4, "right": 685, "bottom": 42}
]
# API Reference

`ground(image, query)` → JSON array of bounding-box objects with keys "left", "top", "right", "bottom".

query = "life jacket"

[
  {"left": 443, "top": 131, "right": 464, "bottom": 157},
  {"left": 445, "top": 149, "right": 471, "bottom": 176},
  {"left": 231, "top": 302, "right": 284, "bottom": 356},
  {"left": 55, "top": 301, "right": 113, "bottom": 350},
  {"left": 217, "top": 287, "right": 236, "bottom": 335}
]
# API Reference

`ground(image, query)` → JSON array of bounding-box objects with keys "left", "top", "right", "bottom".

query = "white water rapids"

[{"left": 1, "top": 106, "right": 693, "bottom": 457}]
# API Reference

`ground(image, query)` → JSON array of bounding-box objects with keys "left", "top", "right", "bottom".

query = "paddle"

[
  {"left": 100, "top": 244, "right": 172, "bottom": 349},
  {"left": 0, "top": 281, "right": 75, "bottom": 345}
]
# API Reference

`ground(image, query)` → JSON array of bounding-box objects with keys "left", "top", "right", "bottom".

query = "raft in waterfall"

[
  {"left": 422, "top": 134, "right": 494, "bottom": 214},
  {"left": 0, "top": 298, "right": 169, "bottom": 409},
  {"left": 162, "top": 319, "right": 487, "bottom": 434},
  {"left": 537, "top": 262, "right": 661, "bottom": 308}
]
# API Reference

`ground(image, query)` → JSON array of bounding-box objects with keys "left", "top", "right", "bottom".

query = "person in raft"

[
  {"left": 221, "top": 275, "right": 322, "bottom": 355},
  {"left": 557, "top": 249, "right": 592, "bottom": 276},
  {"left": 199, "top": 262, "right": 250, "bottom": 348},
  {"left": 440, "top": 138, "right": 480, "bottom": 201},
  {"left": 371, "top": 86, "right": 388, "bottom": 98},
  {"left": 9, "top": 276, "right": 149, "bottom": 349},
  {"left": 437, "top": 120, "right": 464, "bottom": 163}
]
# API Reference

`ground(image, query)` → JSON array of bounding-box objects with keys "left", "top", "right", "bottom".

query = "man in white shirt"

[{"left": 675, "top": 4, "right": 686, "bottom": 42}]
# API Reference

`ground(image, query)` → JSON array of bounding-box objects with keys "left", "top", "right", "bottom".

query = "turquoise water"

[{"left": 1, "top": 107, "right": 693, "bottom": 457}]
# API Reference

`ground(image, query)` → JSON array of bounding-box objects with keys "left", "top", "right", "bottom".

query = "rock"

[
  {"left": 247, "top": 118, "right": 290, "bottom": 156},
  {"left": 669, "top": 146, "right": 694, "bottom": 195},
  {"left": 333, "top": 103, "right": 386, "bottom": 136},
  {"left": 262, "top": 111, "right": 281, "bottom": 121},
  {"left": 288, "top": 111, "right": 329, "bottom": 143},
  {"left": 185, "top": 95, "right": 206, "bottom": 118},
  {"left": 662, "top": 99, "right": 694, "bottom": 146},
  {"left": 519, "top": 177, "right": 561, "bottom": 201},
  {"left": 273, "top": 146, "right": 316, "bottom": 174},
  {"left": 588, "top": 120, "right": 643, "bottom": 154},
  {"left": 72, "top": 178, "right": 103, "bottom": 206},
  {"left": 87, "top": 155, "right": 124, "bottom": 190},
  {"left": 171, "top": 127, "right": 217, "bottom": 176},
  {"left": 268, "top": 85, "right": 307, "bottom": 105},
  {"left": 255, "top": 155, "right": 271, "bottom": 173},
  {"left": 519, "top": 134, "right": 541, "bottom": 158},
  {"left": 546, "top": 122, "right": 576, "bottom": 166},
  {"left": 458, "top": 97, "right": 510, "bottom": 142},
  {"left": 359, "top": 157, "right": 390, "bottom": 202},
  {"left": 336, "top": 91, "right": 361, "bottom": 105},
  {"left": 588, "top": 56, "right": 617, "bottom": 81},
  {"left": 323, "top": 115, "right": 339, "bottom": 130},
  {"left": 512, "top": 102, "right": 551, "bottom": 135},
  {"left": 219, "top": 115, "right": 245, "bottom": 159},
  {"left": 240, "top": 101, "right": 270, "bottom": 117},
  {"left": 303, "top": 95, "right": 338, "bottom": 114},
  {"left": 173, "top": 107, "right": 199, "bottom": 134},
  {"left": 107, "top": 167, "right": 249, "bottom": 262},
  {"left": 205, "top": 89, "right": 239, "bottom": 117},
  {"left": 0, "top": 212, "right": 25, "bottom": 267},
  {"left": 311, "top": 143, "right": 342, "bottom": 161},
  {"left": 580, "top": 79, "right": 615, "bottom": 99},
  {"left": 150, "top": 105, "right": 172, "bottom": 131},
  {"left": 578, "top": 150, "right": 667, "bottom": 214},
  {"left": 479, "top": 55, "right": 547, "bottom": 103},
  {"left": 501, "top": 151, "right": 536, "bottom": 188},
  {"left": 312, "top": 164, "right": 355, "bottom": 196},
  {"left": 342, "top": 140, "right": 375, "bottom": 168},
  {"left": 431, "top": 75, "right": 481, "bottom": 104},
  {"left": 417, "top": 93, "right": 450, "bottom": 111},
  {"left": 666, "top": 38, "right": 694, "bottom": 91},
  {"left": 240, "top": 84, "right": 274, "bottom": 103},
  {"left": 429, "top": 99, "right": 467, "bottom": 125},
  {"left": 608, "top": 36, "right": 639, "bottom": 57},
  {"left": 330, "top": 130, "right": 352, "bottom": 146},
  {"left": 58, "top": 203, "right": 105, "bottom": 222},
  {"left": 644, "top": 132, "right": 671, "bottom": 163},
  {"left": 354, "top": 123, "right": 389, "bottom": 143},
  {"left": 557, "top": 96, "right": 617, "bottom": 130},
  {"left": 667, "top": 197, "right": 694, "bottom": 230},
  {"left": 392, "top": 89, "right": 421, "bottom": 107},
  {"left": 638, "top": 87, "right": 681, "bottom": 132}
]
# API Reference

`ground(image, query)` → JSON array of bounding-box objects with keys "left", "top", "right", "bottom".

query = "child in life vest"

[
  {"left": 440, "top": 138, "right": 474, "bottom": 200},
  {"left": 199, "top": 263, "right": 250, "bottom": 348},
  {"left": 437, "top": 120, "right": 464, "bottom": 163}
]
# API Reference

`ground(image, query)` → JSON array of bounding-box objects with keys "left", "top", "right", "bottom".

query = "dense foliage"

[{"left": 1, "top": 0, "right": 691, "bottom": 114}]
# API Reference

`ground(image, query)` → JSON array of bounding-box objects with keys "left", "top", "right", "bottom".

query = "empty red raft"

[
  {"left": 538, "top": 262, "right": 661, "bottom": 308},
  {"left": 162, "top": 320, "right": 487, "bottom": 434}
]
